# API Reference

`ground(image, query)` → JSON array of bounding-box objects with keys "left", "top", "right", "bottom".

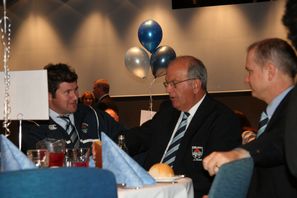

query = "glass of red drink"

[
  {"left": 48, "top": 152, "right": 65, "bottom": 167},
  {"left": 37, "top": 139, "right": 66, "bottom": 168}
]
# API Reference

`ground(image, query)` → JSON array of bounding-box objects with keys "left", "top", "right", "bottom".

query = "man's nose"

[
  {"left": 166, "top": 84, "right": 174, "bottom": 93},
  {"left": 71, "top": 92, "right": 79, "bottom": 100}
]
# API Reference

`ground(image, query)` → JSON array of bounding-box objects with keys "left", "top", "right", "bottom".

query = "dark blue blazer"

[
  {"left": 125, "top": 94, "right": 242, "bottom": 198},
  {"left": 22, "top": 104, "right": 123, "bottom": 153}
]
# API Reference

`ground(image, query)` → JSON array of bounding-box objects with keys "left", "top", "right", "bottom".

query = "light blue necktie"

[
  {"left": 163, "top": 112, "right": 189, "bottom": 167},
  {"left": 256, "top": 111, "right": 269, "bottom": 138}
]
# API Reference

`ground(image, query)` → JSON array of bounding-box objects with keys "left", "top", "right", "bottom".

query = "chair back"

[
  {"left": 0, "top": 168, "right": 118, "bottom": 198},
  {"left": 208, "top": 157, "right": 254, "bottom": 198}
]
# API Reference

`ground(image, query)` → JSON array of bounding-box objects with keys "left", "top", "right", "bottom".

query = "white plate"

[{"left": 155, "top": 175, "right": 185, "bottom": 183}]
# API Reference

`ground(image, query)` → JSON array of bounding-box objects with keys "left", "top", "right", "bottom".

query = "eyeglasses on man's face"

[{"left": 163, "top": 78, "right": 197, "bottom": 88}]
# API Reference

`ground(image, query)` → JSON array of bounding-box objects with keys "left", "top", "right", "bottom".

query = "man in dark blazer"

[
  {"left": 203, "top": 38, "right": 297, "bottom": 197},
  {"left": 22, "top": 63, "right": 124, "bottom": 153},
  {"left": 124, "top": 56, "right": 242, "bottom": 197},
  {"left": 92, "top": 79, "right": 119, "bottom": 119},
  {"left": 283, "top": 0, "right": 297, "bottom": 179},
  {"left": 285, "top": 85, "right": 297, "bottom": 178}
]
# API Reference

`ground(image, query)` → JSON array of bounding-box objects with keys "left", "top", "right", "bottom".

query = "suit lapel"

[
  {"left": 152, "top": 108, "right": 180, "bottom": 162},
  {"left": 264, "top": 89, "right": 292, "bottom": 133},
  {"left": 47, "top": 118, "right": 70, "bottom": 141},
  {"left": 174, "top": 95, "right": 215, "bottom": 164}
]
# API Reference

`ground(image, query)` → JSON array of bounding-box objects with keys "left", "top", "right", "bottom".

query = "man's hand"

[
  {"left": 242, "top": 130, "right": 257, "bottom": 144},
  {"left": 202, "top": 148, "right": 250, "bottom": 176}
]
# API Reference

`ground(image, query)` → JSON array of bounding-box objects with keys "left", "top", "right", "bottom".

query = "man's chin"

[
  {"left": 251, "top": 91, "right": 257, "bottom": 98},
  {"left": 69, "top": 106, "right": 77, "bottom": 113},
  {"left": 170, "top": 101, "right": 179, "bottom": 109}
]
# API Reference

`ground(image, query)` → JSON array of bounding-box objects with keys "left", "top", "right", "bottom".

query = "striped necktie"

[
  {"left": 59, "top": 116, "right": 79, "bottom": 148},
  {"left": 163, "top": 112, "right": 190, "bottom": 167},
  {"left": 256, "top": 111, "right": 269, "bottom": 138}
]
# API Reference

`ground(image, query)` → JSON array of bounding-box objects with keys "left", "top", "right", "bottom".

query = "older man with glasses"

[{"left": 123, "top": 55, "right": 241, "bottom": 198}]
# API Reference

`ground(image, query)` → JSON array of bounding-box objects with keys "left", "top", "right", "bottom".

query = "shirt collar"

[
  {"left": 188, "top": 94, "right": 206, "bottom": 116},
  {"left": 49, "top": 109, "right": 61, "bottom": 120},
  {"left": 49, "top": 109, "right": 74, "bottom": 124},
  {"left": 266, "top": 86, "right": 293, "bottom": 119},
  {"left": 186, "top": 94, "right": 206, "bottom": 123},
  {"left": 99, "top": 93, "right": 109, "bottom": 101}
]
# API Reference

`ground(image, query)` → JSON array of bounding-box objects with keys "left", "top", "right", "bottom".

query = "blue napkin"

[
  {"left": 101, "top": 132, "right": 155, "bottom": 188},
  {"left": 0, "top": 134, "right": 36, "bottom": 172}
]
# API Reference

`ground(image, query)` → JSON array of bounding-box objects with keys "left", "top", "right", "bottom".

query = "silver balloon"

[{"left": 124, "top": 47, "right": 150, "bottom": 79}]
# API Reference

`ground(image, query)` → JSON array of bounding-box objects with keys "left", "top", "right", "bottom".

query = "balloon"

[
  {"left": 138, "top": 19, "right": 163, "bottom": 53},
  {"left": 150, "top": 45, "right": 176, "bottom": 78},
  {"left": 124, "top": 47, "right": 150, "bottom": 79}
]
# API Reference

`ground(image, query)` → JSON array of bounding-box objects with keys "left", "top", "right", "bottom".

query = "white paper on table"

[
  {"left": 140, "top": 110, "right": 156, "bottom": 126},
  {"left": 0, "top": 70, "right": 49, "bottom": 120}
]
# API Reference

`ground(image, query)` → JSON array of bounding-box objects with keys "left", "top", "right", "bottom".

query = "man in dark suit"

[
  {"left": 93, "top": 79, "right": 111, "bottom": 104},
  {"left": 283, "top": 0, "right": 297, "bottom": 179},
  {"left": 124, "top": 56, "right": 242, "bottom": 197},
  {"left": 203, "top": 38, "right": 297, "bottom": 197},
  {"left": 22, "top": 63, "right": 124, "bottom": 153},
  {"left": 92, "top": 79, "right": 119, "bottom": 118}
]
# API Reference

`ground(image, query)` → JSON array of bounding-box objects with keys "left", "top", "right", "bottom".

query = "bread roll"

[{"left": 148, "top": 163, "right": 175, "bottom": 178}]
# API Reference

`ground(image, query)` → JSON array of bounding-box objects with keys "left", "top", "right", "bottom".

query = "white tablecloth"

[{"left": 117, "top": 177, "right": 194, "bottom": 198}]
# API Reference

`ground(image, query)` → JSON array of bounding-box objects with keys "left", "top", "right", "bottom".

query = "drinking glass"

[
  {"left": 27, "top": 149, "right": 48, "bottom": 168},
  {"left": 92, "top": 140, "right": 102, "bottom": 168},
  {"left": 64, "top": 148, "right": 90, "bottom": 167},
  {"left": 37, "top": 138, "right": 65, "bottom": 167}
]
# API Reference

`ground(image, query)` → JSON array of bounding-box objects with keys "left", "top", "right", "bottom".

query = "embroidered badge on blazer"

[
  {"left": 48, "top": 124, "right": 57, "bottom": 130},
  {"left": 81, "top": 123, "right": 88, "bottom": 133},
  {"left": 192, "top": 146, "right": 203, "bottom": 161}
]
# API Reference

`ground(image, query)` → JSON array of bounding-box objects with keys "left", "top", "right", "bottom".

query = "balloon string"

[
  {"left": 1, "top": 0, "right": 12, "bottom": 137},
  {"left": 149, "top": 78, "right": 156, "bottom": 112},
  {"left": 18, "top": 119, "right": 22, "bottom": 150}
]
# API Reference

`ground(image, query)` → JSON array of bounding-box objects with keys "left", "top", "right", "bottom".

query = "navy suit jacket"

[
  {"left": 22, "top": 104, "right": 123, "bottom": 153},
  {"left": 285, "top": 85, "right": 297, "bottom": 179},
  {"left": 241, "top": 89, "right": 297, "bottom": 198},
  {"left": 125, "top": 95, "right": 242, "bottom": 197}
]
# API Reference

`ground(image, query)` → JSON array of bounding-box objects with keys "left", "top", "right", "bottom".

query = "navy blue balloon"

[
  {"left": 138, "top": 19, "right": 163, "bottom": 53},
  {"left": 150, "top": 45, "right": 176, "bottom": 78}
]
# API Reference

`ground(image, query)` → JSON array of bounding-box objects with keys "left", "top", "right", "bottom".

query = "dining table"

[{"left": 117, "top": 177, "right": 194, "bottom": 198}]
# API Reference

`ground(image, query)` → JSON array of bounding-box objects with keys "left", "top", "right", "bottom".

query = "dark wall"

[
  {"left": 172, "top": 0, "right": 272, "bottom": 9},
  {"left": 114, "top": 91, "right": 265, "bottom": 129}
]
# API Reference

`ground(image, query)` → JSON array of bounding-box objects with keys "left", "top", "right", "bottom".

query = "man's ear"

[
  {"left": 266, "top": 63, "right": 277, "bottom": 81},
  {"left": 48, "top": 92, "right": 53, "bottom": 102},
  {"left": 192, "top": 79, "right": 201, "bottom": 94}
]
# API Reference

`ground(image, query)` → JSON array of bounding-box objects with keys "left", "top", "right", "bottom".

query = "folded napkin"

[
  {"left": 0, "top": 134, "right": 36, "bottom": 172},
  {"left": 101, "top": 132, "right": 155, "bottom": 188}
]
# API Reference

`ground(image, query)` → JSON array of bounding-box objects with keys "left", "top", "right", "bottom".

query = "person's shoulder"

[
  {"left": 159, "top": 99, "right": 173, "bottom": 108},
  {"left": 79, "top": 103, "right": 110, "bottom": 120},
  {"left": 101, "top": 95, "right": 113, "bottom": 103},
  {"left": 94, "top": 102, "right": 109, "bottom": 111},
  {"left": 23, "top": 120, "right": 50, "bottom": 127},
  {"left": 75, "top": 103, "right": 97, "bottom": 117},
  {"left": 203, "top": 94, "right": 235, "bottom": 115}
]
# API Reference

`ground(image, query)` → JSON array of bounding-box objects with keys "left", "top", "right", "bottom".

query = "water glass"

[
  {"left": 64, "top": 148, "right": 90, "bottom": 167},
  {"left": 27, "top": 149, "right": 48, "bottom": 168}
]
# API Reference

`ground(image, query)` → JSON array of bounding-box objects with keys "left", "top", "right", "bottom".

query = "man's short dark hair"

[{"left": 44, "top": 63, "right": 78, "bottom": 97}]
